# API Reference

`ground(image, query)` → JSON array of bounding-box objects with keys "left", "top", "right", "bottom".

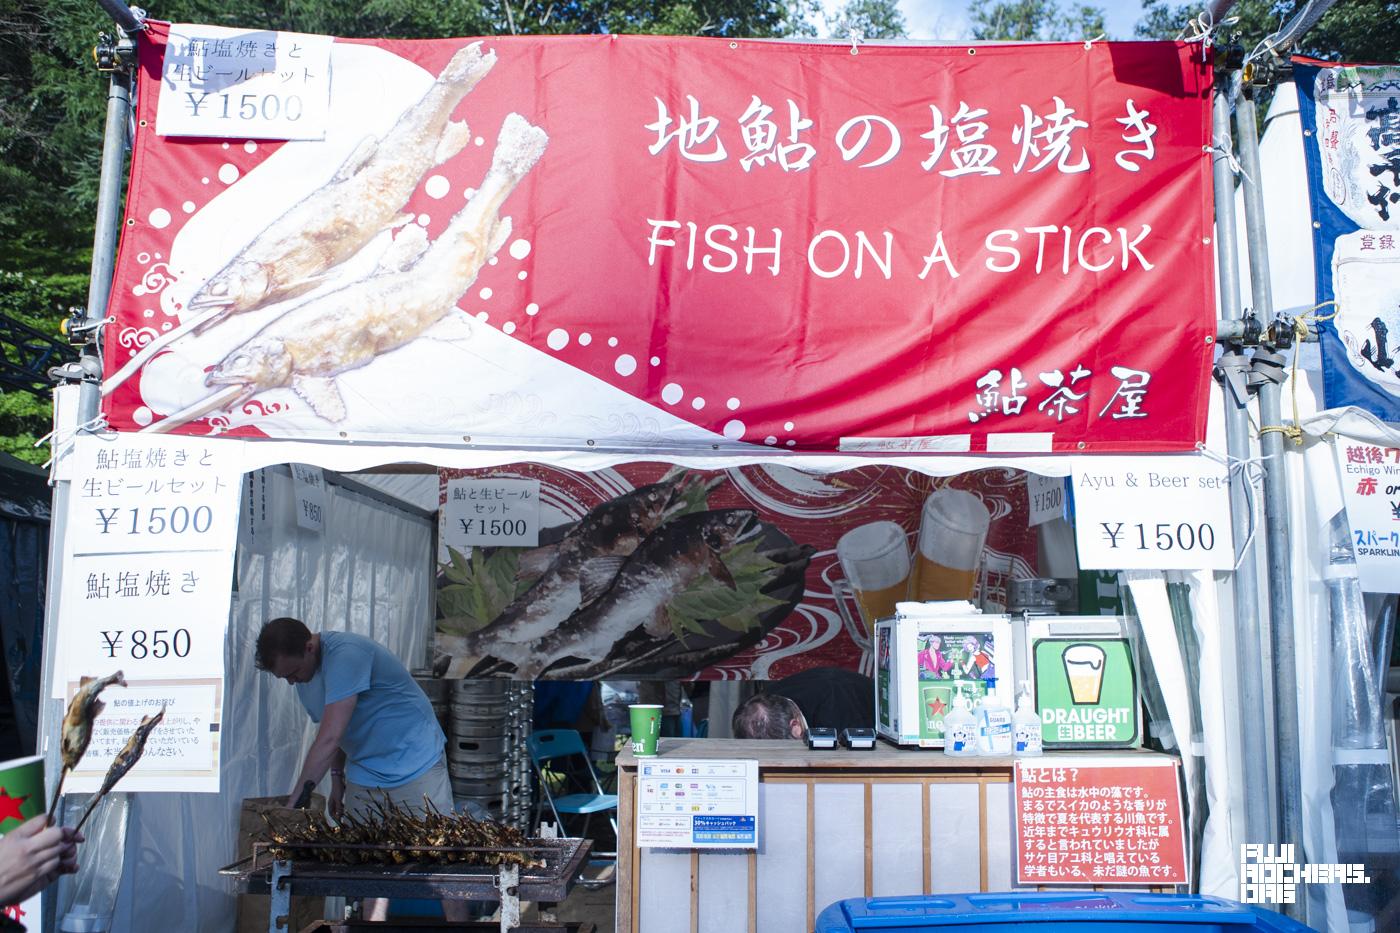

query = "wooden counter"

[{"left": 614, "top": 738, "right": 1176, "bottom": 933}]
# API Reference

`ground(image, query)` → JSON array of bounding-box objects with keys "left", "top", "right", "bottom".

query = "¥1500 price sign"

[
  {"left": 1072, "top": 455, "right": 1234, "bottom": 571},
  {"left": 443, "top": 478, "right": 541, "bottom": 548},
  {"left": 67, "top": 435, "right": 241, "bottom": 556}
]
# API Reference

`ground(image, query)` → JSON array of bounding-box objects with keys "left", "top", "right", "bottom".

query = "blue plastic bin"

[{"left": 814, "top": 893, "right": 1317, "bottom": 932}]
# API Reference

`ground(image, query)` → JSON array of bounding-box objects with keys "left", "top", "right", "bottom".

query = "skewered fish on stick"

[
  {"left": 74, "top": 707, "right": 165, "bottom": 833},
  {"left": 48, "top": 671, "right": 126, "bottom": 822},
  {"left": 102, "top": 42, "right": 499, "bottom": 398},
  {"left": 145, "top": 112, "right": 549, "bottom": 433}
]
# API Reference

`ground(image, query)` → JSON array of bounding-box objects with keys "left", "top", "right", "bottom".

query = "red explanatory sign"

[{"left": 1015, "top": 759, "right": 1188, "bottom": 886}]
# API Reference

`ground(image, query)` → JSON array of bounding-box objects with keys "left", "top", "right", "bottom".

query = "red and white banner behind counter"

[{"left": 101, "top": 25, "right": 1214, "bottom": 453}]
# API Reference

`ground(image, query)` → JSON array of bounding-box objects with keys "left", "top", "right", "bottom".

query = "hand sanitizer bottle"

[
  {"left": 977, "top": 693, "right": 1014, "bottom": 755},
  {"left": 1013, "top": 681, "right": 1043, "bottom": 757},
  {"left": 943, "top": 691, "right": 978, "bottom": 757}
]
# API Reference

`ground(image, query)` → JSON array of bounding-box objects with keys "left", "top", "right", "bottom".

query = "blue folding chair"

[{"left": 526, "top": 729, "right": 619, "bottom": 859}]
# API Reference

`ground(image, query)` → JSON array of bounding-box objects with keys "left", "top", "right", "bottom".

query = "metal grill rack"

[{"left": 220, "top": 836, "right": 590, "bottom": 933}]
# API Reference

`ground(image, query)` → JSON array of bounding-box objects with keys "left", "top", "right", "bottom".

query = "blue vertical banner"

[{"left": 1296, "top": 59, "right": 1400, "bottom": 421}]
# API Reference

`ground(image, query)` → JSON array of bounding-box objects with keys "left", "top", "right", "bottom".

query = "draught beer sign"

[
  {"left": 100, "top": 26, "right": 1213, "bottom": 452},
  {"left": 1032, "top": 638, "right": 1140, "bottom": 747}
]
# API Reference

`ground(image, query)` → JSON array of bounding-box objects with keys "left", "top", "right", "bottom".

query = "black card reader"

[{"left": 842, "top": 728, "right": 877, "bottom": 750}]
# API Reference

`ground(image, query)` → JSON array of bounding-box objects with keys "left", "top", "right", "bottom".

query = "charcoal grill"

[{"left": 220, "top": 836, "right": 591, "bottom": 933}]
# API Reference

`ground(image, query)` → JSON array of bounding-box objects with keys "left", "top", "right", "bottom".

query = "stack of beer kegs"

[
  {"left": 412, "top": 671, "right": 450, "bottom": 737},
  {"left": 448, "top": 679, "right": 510, "bottom": 820}
]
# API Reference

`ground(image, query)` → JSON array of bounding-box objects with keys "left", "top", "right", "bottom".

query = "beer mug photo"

[
  {"left": 912, "top": 488, "right": 991, "bottom": 602},
  {"left": 833, "top": 521, "right": 912, "bottom": 669}
]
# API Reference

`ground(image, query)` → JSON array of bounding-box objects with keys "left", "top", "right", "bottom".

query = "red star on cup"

[
  {"left": 927, "top": 698, "right": 947, "bottom": 717},
  {"left": 0, "top": 786, "right": 30, "bottom": 828}
]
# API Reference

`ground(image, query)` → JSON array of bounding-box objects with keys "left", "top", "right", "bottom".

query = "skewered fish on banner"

[
  {"left": 48, "top": 671, "right": 126, "bottom": 822},
  {"left": 74, "top": 707, "right": 166, "bottom": 832},
  {"left": 102, "top": 42, "right": 499, "bottom": 397},
  {"left": 146, "top": 111, "right": 549, "bottom": 433},
  {"left": 262, "top": 794, "right": 542, "bottom": 867}
]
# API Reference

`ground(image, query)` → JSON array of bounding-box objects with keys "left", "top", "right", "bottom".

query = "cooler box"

[
  {"left": 874, "top": 610, "right": 1015, "bottom": 747},
  {"left": 814, "top": 893, "right": 1316, "bottom": 933}
]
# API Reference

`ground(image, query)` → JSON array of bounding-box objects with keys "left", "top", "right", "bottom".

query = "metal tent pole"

[
  {"left": 38, "top": 14, "right": 139, "bottom": 932},
  {"left": 1233, "top": 79, "right": 1306, "bottom": 923},
  {"left": 1211, "top": 75, "right": 1276, "bottom": 849}
]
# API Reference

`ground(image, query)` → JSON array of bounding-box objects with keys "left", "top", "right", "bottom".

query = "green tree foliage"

[
  {"left": 827, "top": 0, "right": 908, "bottom": 40},
  {"left": 1135, "top": 0, "right": 1400, "bottom": 63},
  {"left": 968, "top": 0, "right": 1107, "bottom": 41}
]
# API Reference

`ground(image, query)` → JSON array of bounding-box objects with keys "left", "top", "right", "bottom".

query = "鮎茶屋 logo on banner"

[{"left": 101, "top": 27, "right": 1214, "bottom": 453}]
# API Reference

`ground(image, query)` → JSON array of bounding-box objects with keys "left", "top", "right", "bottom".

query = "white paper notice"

[
  {"left": 443, "top": 478, "right": 541, "bottom": 548},
  {"left": 155, "top": 24, "right": 333, "bottom": 140},
  {"left": 1333, "top": 440, "right": 1400, "bottom": 593},
  {"left": 636, "top": 759, "right": 759, "bottom": 849},
  {"left": 290, "top": 463, "right": 326, "bottom": 533},
  {"left": 65, "top": 680, "right": 222, "bottom": 794},
  {"left": 1026, "top": 473, "right": 1068, "bottom": 528},
  {"left": 1072, "top": 456, "right": 1234, "bottom": 570}
]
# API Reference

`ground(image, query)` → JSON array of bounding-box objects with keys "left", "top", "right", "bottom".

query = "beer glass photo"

[
  {"left": 912, "top": 488, "right": 991, "bottom": 602},
  {"left": 834, "top": 521, "right": 912, "bottom": 667}
]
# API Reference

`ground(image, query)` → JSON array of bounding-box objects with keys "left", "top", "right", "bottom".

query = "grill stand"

[{"left": 226, "top": 838, "right": 589, "bottom": 933}]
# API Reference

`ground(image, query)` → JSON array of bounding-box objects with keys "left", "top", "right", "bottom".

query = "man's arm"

[{"left": 286, "top": 693, "right": 358, "bottom": 807}]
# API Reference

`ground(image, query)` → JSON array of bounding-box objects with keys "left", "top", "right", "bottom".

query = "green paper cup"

[{"left": 629, "top": 704, "right": 663, "bottom": 756}]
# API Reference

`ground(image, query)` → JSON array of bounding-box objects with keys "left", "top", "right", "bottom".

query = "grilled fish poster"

[
  {"left": 101, "top": 24, "right": 1213, "bottom": 453},
  {"left": 433, "top": 464, "right": 1038, "bottom": 680}
]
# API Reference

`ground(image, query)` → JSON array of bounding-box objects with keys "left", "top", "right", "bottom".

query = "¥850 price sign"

[{"left": 1072, "top": 455, "right": 1235, "bottom": 571}]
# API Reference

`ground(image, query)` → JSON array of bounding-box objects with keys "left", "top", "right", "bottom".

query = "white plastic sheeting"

[{"left": 107, "top": 467, "right": 433, "bottom": 933}]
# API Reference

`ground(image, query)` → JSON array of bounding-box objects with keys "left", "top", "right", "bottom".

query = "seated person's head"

[{"left": 732, "top": 694, "right": 807, "bottom": 740}]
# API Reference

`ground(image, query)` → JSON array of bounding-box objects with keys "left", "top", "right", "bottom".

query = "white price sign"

[
  {"left": 156, "top": 25, "right": 332, "bottom": 140},
  {"left": 636, "top": 759, "right": 759, "bottom": 849},
  {"left": 58, "top": 550, "right": 232, "bottom": 683},
  {"left": 1027, "top": 473, "right": 1067, "bottom": 527},
  {"left": 1072, "top": 456, "right": 1234, "bottom": 570},
  {"left": 443, "top": 478, "right": 541, "bottom": 548},
  {"left": 67, "top": 436, "right": 241, "bottom": 556},
  {"left": 66, "top": 680, "right": 223, "bottom": 794},
  {"left": 290, "top": 463, "right": 326, "bottom": 533},
  {"left": 1333, "top": 440, "right": 1400, "bottom": 593}
]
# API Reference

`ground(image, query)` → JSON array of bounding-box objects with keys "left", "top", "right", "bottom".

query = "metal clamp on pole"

[{"left": 1216, "top": 311, "right": 1263, "bottom": 347}]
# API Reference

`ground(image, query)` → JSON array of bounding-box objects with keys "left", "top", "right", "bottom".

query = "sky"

[{"left": 891, "top": 0, "right": 1152, "bottom": 41}]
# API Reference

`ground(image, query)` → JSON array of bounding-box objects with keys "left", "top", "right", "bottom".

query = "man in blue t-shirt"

[{"left": 256, "top": 617, "right": 468, "bottom": 921}]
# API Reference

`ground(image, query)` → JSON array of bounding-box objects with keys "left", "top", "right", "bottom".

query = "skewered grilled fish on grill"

[{"left": 262, "top": 793, "right": 542, "bottom": 868}]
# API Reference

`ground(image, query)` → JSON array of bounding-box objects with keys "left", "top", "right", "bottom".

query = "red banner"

[{"left": 102, "top": 25, "right": 1213, "bottom": 453}]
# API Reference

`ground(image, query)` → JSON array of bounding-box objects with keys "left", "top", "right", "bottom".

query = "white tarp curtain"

[
  {"left": 107, "top": 467, "right": 432, "bottom": 933},
  {"left": 1123, "top": 572, "right": 1238, "bottom": 898}
]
